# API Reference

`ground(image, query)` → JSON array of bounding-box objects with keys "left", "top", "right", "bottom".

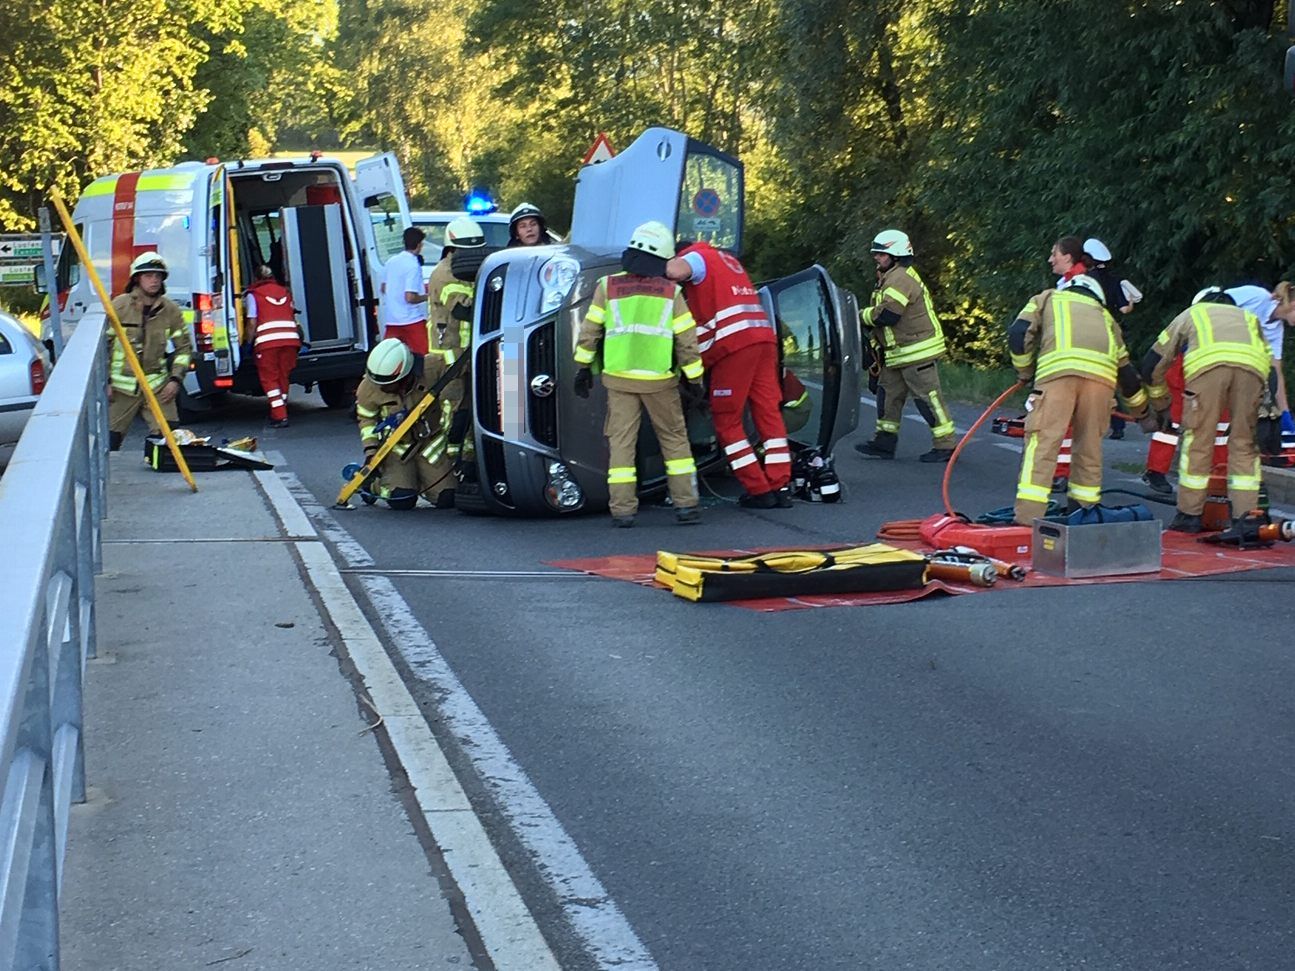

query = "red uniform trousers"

[
  {"left": 255, "top": 344, "right": 299, "bottom": 421},
  {"left": 708, "top": 342, "right": 792, "bottom": 495},
  {"left": 385, "top": 321, "right": 429, "bottom": 356},
  {"left": 1146, "top": 357, "right": 1229, "bottom": 475}
]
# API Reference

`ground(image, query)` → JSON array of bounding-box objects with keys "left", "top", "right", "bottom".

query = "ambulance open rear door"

[{"left": 354, "top": 153, "right": 413, "bottom": 329}]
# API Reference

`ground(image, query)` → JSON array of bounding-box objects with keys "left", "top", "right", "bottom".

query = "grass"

[{"left": 939, "top": 362, "right": 1028, "bottom": 409}]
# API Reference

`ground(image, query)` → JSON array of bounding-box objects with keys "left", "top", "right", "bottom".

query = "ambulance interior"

[{"left": 227, "top": 166, "right": 368, "bottom": 352}]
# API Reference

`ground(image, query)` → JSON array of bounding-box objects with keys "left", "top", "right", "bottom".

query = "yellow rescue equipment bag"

[{"left": 656, "top": 544, "right": 928, "bottom": 603}]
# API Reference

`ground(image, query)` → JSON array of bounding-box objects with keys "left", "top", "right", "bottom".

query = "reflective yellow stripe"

[
  {"left": 665, "top": 457, "right": 697, "bottom": 476},
  {"left": 1125, "top": 387, "right": 1148, "bottom": 409},
  {"left": 927, "top": 390, "right": 954, "bottom": 438},
  {"left": 671, "top": 313, "right": 695, "bottom": 334},
  {"left": 883, "top": 287, "right": 909, "bottom": 307},
  {"left": 137, "top": 173, "right": 195, "bottom": 192},
  {"left": 1068, "top": 483, "right": 1101, "bottom": 503},
  {"left": 440, "top": 282, "right": 473, "bottom": 304},
  {"left": 1017, "top": 432, "right": 1046, "bottom": 501},
  {"left": 876, "top": 419, "right": 900, "bottom": 433},
  {"left": 681, "top": 360, "right": 704, "bottom": 380},
  {"left": 885, "top": 332, "right": 946, "bottom": 367},
  {"left": 574, "top": 346, "right": 596, "bottom": 364},
  {"left": 81, "top": 176, "right": 119, "bottom": 198},
  {"left": 1183, "top": 306, "right": 1269, "bottom": 378},
  {"left": 357, "top": 406, "right": 379, "bottom": 418},
  {"left": 607, "top": 467, "right": 637, "bottom": 484},
  {"left": 1230, "top": 474, "right": 1261, "bottom": 490}
]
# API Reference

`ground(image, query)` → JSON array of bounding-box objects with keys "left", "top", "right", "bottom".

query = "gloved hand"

[
  {"left": 363, "top": 445, "right": 378, "bottom": 466},
  {"left": 1281, "top": 411, "right": 1295, "bottom": 435},
  {"left": 1137, "top": 410, "right": 1159, "bottom": 434},
  {"left": 573, "top": 367, "right": 593, "bottom": 399},
  {"left": 679, "top": 379, "right": 706, "bottom": 409}
]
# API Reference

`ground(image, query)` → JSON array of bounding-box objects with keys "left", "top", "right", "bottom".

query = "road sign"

[
  {"left": 0, "top": 234, "right": 60, "bottom": 261},
  {"left": 581, "top": 132, "right": 617, "bottom": 165},
  {"left": 0, "top": 264, "right": 35, "bottom": 287},
  {"left": 692, "top": 187, "right": 721, "bottom": 216}
]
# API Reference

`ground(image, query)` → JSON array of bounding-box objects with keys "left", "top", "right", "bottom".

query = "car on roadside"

[
  {"left": 410, "top": 209, "right": 563, "bottom": 287},
  {"left": 0, "top": 310, "right": 52, "bottom": 447}
]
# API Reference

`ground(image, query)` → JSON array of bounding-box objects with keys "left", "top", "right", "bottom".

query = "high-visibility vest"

[
  {"left": 598, "top": 274, "right": 687, "bottom": 379},
  {"left": 1034, "top": 290, "right": 1121, "bottom": 386},
  {"left": 1180, "top": 304, "right": 1270, "bottom": 380},
  {"left": 677, "top": 242, "right": 773, "bottom": 367},
  {"left": 248, "top": 281, "right": 300, "bottom": 349}
]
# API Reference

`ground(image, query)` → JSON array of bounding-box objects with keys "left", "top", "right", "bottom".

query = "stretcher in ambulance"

[
  {"left": 48, "top": 153, "right": 412, "bottom": 412},
  {"left": 460, "top": 127, "right": 861, "bottom": 515}
]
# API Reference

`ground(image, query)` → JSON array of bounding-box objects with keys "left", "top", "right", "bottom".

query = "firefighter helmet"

[
  {"left": 1083, "top": 237, "right": 1112, "bottom": 263},
  {"left": 870, "top": 230, "right": 913, "bottom": 258},
  {"left": 366, "top": 338, "right": 414, "bottom": 386},
  {"left": 1060, "top": 274, "right": 1104, "bottom": 301},
  {"left": 627, "top": 221, "right": 675, "bottom": 259},
  {"left": 1192, "top": 286, "right": 1228, "bottom": 305},
  {"left": 509, "top": 202, "right": 544, "bottom": 230},
  {"left": 129, "top": 251, "right": 168, "bottom": 279},
  {"left": 444, "top": 217, "right": 486, "bottom": 250}
]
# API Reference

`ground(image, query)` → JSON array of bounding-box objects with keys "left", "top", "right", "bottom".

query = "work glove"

[
  {"left": 680, "top": 378, "right": 707, "bottom": 409},
  {"left": 1137, "top": 410, "right": 1159, "bottom": 434},
  {"left": 1282, "top": 411, "right": 1295, "bottom": 435},
  {"left": 573, "top": 367, "right": 593, "bottom": 398}
]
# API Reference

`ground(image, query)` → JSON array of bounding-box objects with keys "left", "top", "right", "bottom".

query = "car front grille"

[
  {"left": 526, "top": 320, "right": 557, "bottom": 448},
  {"left": 479, "top": 266, "right": 506, "bottom": 335},
  {"left": 476, "top": 339, "right": 501, "bottom": 435}
]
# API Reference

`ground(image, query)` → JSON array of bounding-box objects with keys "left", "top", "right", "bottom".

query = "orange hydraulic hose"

[{"left": 941, "top": 381, "right": 1026, "bottom": 518}]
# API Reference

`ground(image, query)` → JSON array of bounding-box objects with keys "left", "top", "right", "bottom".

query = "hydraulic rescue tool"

[
  {"left": 1199, "top": 513, "right": 1295, "bottom": 550},
  {"left": 334, "top": 354, "right": 467, "bottom": 508}
]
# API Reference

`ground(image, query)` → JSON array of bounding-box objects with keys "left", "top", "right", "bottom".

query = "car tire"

[{"left": 319, "top": 378, "right": 354, "bottom": 410}]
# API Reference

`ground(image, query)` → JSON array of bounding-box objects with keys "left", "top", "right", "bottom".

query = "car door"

[
  {"left": 759, "top": 265, "right": 861, "bottom": 456},
  {"left": 353, "top": 153, "right": 413, "bottom": 324}
]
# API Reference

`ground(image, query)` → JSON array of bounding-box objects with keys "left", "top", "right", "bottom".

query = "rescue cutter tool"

[{"left": 334, "top": 354, "right": 467, "bottom": 509}]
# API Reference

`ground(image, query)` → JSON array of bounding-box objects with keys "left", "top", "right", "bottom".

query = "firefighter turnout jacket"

[
  {"left": 355, "top": 354, "right": 454, "bottom": 468},
  {"left": 575, "top": 273, "right": 703, "bottom": 391},
  {"left": 108, "top": 291, "right": 193, "bottom": 395},
  {"left": 1142, "top": 303, "right": 1270, "bottom": 402},
  {"left": 860, "top": 264, "right": 946, "bottom": 368},
  {"left": 428, "top": 256, "right": 473, "bottom": 366}
]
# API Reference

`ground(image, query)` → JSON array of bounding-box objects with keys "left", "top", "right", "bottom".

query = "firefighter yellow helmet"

[
  {"left": 627, "top": 221, "right": 676, "bottom": 259},
  {"left": 129, "top": 251, "right": 168, "bottom": 278},
  {"left": 444, "top": 217, "right": 486, "bottom": 250},
  {"left": 870, "top": 230, "right": 913, "bottom": 258},
  {"left": 366, "top": 338, "right": 414, "bottom": 386}
]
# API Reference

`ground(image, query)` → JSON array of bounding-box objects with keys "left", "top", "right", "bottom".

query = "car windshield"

[{"left": 132, "top": 212, "right": 194, "bottom": 292}]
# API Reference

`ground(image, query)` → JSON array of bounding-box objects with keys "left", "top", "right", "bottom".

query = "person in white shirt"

[
  {"left": 381, "top": 227, "right": 430, "bottom": 354},
  {"left": 1226, "top": 282, "right": 1295, "bottom": 419}
]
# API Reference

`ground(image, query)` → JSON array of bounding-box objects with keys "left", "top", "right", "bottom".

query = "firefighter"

[
  {"left": 354, "top": 338, "right": 456, "bottom": 510},
  {"left": 854, "top": 230, "right": 956, "bottom": 463},
  {"left": 1141, "top": 288, "right": 1271, "bottom": 533},
  {"left": 574, "top": 221, "right": 705, "bottom": 527},
  {"left": 665, "top": 238, "right": 792, "bottom": 508},
  {"left": 381, "top": 227, "right": 430, "bottom": 354},
  {"left": 106, "top": 252, "right": 194, "bottom": 451},
  {"left": 244, "top": 264, "right": 301, "bottom": 428},
  {"left": 1009, "top": 274, "right": 1150, "bottom": 525},
  {"left": 428, "top": 217, "right": 485, "bottom": 466},
  {"left": 507, "top": 202, "right": 548, "bottom": 247}
]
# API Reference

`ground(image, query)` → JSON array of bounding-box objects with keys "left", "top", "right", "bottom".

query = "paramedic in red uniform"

[
  {"left": 244, "top": 264, "right": 302, "bottom": 427},
  {"left": 666, "top": 241, "right": 792, "bottom": 508}
]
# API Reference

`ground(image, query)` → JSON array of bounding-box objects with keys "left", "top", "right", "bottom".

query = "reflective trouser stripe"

[
  {"left": 665, "top": 457, "right": 697, "bottom": 476},
  {"left": 877, "top": 419, "right": 900, "bottom": 433},
  {"left": 1068, "top": 482, "right": 1101, "bottom": 504},
  {"left": 608, "top": 467, "right": 637, "bottom": 485},
  {"left": 927, "top": 390, "right": 954, "bottom": 439}
]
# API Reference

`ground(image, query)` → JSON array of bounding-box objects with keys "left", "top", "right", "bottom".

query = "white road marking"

[
  {"left": 254, "top": 465, "right": 316, "bottom": 538},
  {"left": 341, "top": 568, "right": 591, "bottom": 579},
  {"left": 263, "top": 469, "right": 658, "bottom": 971}
]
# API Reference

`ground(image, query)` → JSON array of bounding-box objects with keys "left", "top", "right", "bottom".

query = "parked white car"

[{"left": 0, "top": 311, "right": 52, "bottom": 447}]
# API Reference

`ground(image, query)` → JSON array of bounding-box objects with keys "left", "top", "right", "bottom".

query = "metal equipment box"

[{"left": 1031, "top": 519, "right": 1162, "bottom": 578}]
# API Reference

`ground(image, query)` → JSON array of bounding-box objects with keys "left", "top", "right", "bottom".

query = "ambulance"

[{"left": 49, "top": 153, "right": 412, "bottom": 412}]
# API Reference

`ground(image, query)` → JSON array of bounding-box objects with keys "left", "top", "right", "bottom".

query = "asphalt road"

[{"left": 154, "top": 389, "right": 1295, "bottom": 971}]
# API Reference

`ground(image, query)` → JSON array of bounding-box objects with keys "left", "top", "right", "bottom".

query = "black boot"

[
  {"left": 855, "top": 431, "right": 897, "bottom": 459},
  {"left": 918, "top": 448, "right": 954, "bottom": 464},
  {"left": 108, "top": 431, "right": 124, "bottom": 452},
  {"left": 1167, "top": 511, "right": 1203, "bottom": 533}
]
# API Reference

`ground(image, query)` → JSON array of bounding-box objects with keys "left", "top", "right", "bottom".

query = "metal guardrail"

[{"left": 0, "top": 316, "right": 108, "bottom": 969}]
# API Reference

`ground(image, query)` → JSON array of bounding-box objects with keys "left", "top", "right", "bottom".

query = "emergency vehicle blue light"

[{"left": 464, "top": 188, "right": 497, "bottom": 215}]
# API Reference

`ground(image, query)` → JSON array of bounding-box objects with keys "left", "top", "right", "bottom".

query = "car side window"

[{"left": 0, "top": 331, "right": 12, "bottom": 354}]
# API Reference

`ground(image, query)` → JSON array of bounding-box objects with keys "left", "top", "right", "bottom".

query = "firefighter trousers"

[
  {"left": 108, "top": 388, "right": 177, "bottom": 436},
  {"left": 1177, "top": 366, "right": 1263, "bottom": 516},
  {"left": 876, "top": 360, "right": 955, "bottom": 450},
  {"left": 1015, "top": 376, "right": 1110, "bottom": 524},
  {"left": 255, "top": 345, "right": 299, "bottom": 421},
  {"left": 373, "top": 432, "right": 455, "bottom": 509},
  {"left": 709, "top": 343, "right": 792, "bottom": 496},
  {"left": 605, "top": 384, "right": 698, "bottom": 518},
  {"left": 1146, "top": 356, "right": 1229, "bottom": 476}
]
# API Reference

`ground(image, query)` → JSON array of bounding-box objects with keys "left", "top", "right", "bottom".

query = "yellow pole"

[{"left": 49, "top": 189, "right": 198, "bottom": 492}]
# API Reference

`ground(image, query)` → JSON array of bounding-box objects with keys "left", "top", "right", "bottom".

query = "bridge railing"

[{"left": 0, "top": 316, "right": 108, "bottom": 968}]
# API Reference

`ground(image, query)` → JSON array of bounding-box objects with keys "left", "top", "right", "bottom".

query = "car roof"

[{"left": 410, "top": 211, "right": 510, "bottom": 224}]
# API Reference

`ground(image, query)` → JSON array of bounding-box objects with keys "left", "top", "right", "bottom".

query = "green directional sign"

[
  {"left": 0, "top": 234, "right": 59, "bottom": 261},
  {"left": 0, "top": 263, "right": 36, "bottom": 287}
]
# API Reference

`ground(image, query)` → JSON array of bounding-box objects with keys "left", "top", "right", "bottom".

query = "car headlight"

[
  {"left": 544, "top": 461, "right": 584, "bottom": 512},
  {"left": 538, "top": 256, "right": 580, "bottom": 313}
]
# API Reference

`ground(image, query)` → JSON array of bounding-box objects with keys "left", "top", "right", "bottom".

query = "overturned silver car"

[{"left": 457, "top": 127, "right": 861, "bottom": 515}]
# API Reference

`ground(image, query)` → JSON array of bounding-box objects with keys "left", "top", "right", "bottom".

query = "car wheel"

[{"left": 319, "top": 379, "right": 354, "bottom": 410}]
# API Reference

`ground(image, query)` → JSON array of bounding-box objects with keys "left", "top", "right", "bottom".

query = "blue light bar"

[{"left": 464, "top": 187, "right": 497, "bottom": 215}]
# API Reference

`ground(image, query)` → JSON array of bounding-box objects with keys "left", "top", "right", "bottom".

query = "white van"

[{"left": 50, "top": 153, "right": 412, "bottom": 411}]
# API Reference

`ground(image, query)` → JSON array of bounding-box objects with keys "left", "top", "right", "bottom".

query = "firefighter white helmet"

[
  {"left": 1192, "top": 286, "right": 1226, "bottom": 305},
  {"left": 1083, "top": 237, "right": 1112, "bottom": 263},
  {"left": 129, "top": 251, "right": 168, "bottom": 279},
  {"left": 870, "top": 229, "right": 913, "bottom": 258},
  {"left": 1060, "top": 274, "right": 1104, "bottom": 301},
  {"left": 509, "top": 202, "right": 544, "bottom": 229},
  {"left": 627, "top": 221, "right": 676, "bottom": 259},
  {"left": 444, "top": 217, "right": 486, "bottom": 249},
  {"left": 366, "top": 338, "right": 415, "bottom": 386}
]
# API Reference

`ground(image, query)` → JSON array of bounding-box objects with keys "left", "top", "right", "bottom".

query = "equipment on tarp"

[
  {"left": 1032, "top": 516, "right": 1162, "bottom": 578},
  {"left": 335, "top": 353, "right": 468, "bottom": 508},
  {"left": 144, "top": 433, "right": 273, "bottom": 472},
  {"left": 656, "top": 545, "right": 928, "bottom": 602},
  {"left": 790, "top": 448, "right": 841, "bottom": 503},
  {"left": 1199, "top": 513, "right": 1295, "bottom": 550}
]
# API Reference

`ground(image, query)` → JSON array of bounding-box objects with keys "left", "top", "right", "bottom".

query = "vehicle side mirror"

[{"left": 33, "top": 263, "right": 47, "bottom": 294}]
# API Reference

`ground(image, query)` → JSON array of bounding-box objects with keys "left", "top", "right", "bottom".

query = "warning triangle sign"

[{"left": 581, "top": 132, "right": 617, "bottom": 165}]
